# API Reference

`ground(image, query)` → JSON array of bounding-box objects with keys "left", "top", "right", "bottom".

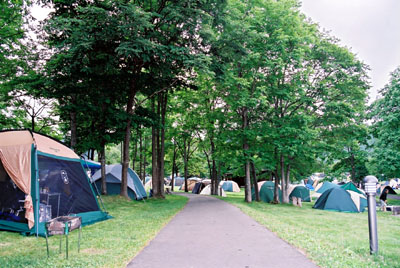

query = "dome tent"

[
  {"left": 316, "top": 182, "right": 339, "bottom": 194},
  {"left": 200, "top": 184, "right": 226, "bottom": 197},
  {"left": 0, "top": 130, "right": 110, "bottom": 236},
  {"left": 340, "top": 182, "right": 365, "bottom": 195},
  {"left": 313, "top": 187, "right": 366, "bottom": 213},
  {"left": 220, "top": 180, "right": 241, "bottom": 192},
  {"left": 252, "top": 181, "right": 282, "bottom": 203},
  {"left": 289, "top": 186, "right": 311, "bottom": 202},
  {"left": 91, "top": 164, "right": 146, "bottom": 200}
]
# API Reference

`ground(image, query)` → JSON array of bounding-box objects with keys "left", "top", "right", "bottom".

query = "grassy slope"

[
  {"left": 222, "top": 191, "right": 400, "bottom": 268},
  {"left": 0, "top": 195, "right": 188, "bottom": 268}
]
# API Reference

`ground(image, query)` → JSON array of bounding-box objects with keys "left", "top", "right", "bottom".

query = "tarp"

[{"left": 91, "top": 164, "right": 147, "bottom": 200}]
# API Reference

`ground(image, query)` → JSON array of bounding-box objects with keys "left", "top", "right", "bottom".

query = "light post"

[{"left": 363, "top": 175, "right": 379, "bottom": 255}]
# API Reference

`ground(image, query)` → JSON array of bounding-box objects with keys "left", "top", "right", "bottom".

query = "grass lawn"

[
  {"left": 0, "top": 194, "right": 188, "bottom": 268},
  {"left": 221, "top": 191, "right": 400, "bottom": 268}
]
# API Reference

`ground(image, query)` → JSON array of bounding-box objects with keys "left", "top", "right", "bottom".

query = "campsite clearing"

[
  {"left": 0, "top": 195, "right": 188, "bottom": 268},
  {"left": 223, "top": 191, "right": 400, "bottom": 268}
]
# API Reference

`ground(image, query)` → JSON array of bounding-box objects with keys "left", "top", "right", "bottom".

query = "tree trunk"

[
  {"left": 70, "top": 110, "right": 77, "bottom": 150},
  {"left": 242, "top": 107, "right": 252, "bottom": 203},
  {"left": 143, "top": 135, "right": 147, "bottom": 184},
  {"left": 171, "top": 141, "right": 177, "bottom": 191},
  {"left": 100, "top": 143, "right": 107, "bottom": 195},
  {"left": 155, "top": 92, "right": 167, "bottom": 198},
  {"left": 273, "top": 169, "right": 280, "bottom": 204},
  {"left": 151, "top": 98, "right": 159, "bottom": 196},
  {"left": 280, "top": 154, "right": 290, "bottom": 204},
  {"left": 120, "top": 88, "right": 136, "bottom": 199},
  {"left": 350, "top": 150, "right": 355, "bottom": 182},
  {"left": 183, "top": 137, "right": 188, "bottom": 193},
  {"left": 132, "top": 128, "right": 139, "bottom": 171},
  {"left": 139, "top": 127, "right": 143, "bottom": 182},
  {"left": 210, "top": 138, "right": 218, "bottom": 195},
  {"left": 250, "top": 161, "right": 260, "bottom": 202}
]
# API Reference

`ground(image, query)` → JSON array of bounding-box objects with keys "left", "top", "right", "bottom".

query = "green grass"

[
  {"left": 0, "top": 195, "right": 188, "bottom": 268},
  {"left": 221, "top": 191, "right": 400, "bottom": 268}
]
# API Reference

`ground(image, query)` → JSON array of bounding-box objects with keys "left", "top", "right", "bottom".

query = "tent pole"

[
  {"left": 34, "top": 146, "right": 39, "bottom": 237},
  {"left": 81, "top": 157, "right": 108, "bottom": 213}
]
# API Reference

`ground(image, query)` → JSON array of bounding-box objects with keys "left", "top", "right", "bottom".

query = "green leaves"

[{"left": 369, "top": 66, "right": 400, "bottom": 177}]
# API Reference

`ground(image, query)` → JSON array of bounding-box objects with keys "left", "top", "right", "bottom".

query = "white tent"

[{"left": 200, "top": 185, "right": 226, "bottom": 197}]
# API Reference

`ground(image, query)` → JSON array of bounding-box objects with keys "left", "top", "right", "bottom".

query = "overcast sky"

[{"left": 300, "top": 0, "right": 400, "bottom": 103}]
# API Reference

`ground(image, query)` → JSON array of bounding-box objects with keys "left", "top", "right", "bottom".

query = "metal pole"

[
  {"left": 367, "top": 193, "right": 378, "bottom": 254},
  {"left": 363, "top": 175, "right": 379, "bottom": 255}
]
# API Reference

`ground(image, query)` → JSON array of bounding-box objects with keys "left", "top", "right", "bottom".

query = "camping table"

[{"left": 45, "top": 216, "right": 82, "bottom": 259}]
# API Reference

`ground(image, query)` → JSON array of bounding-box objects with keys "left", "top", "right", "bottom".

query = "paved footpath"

[{"left": 127, "top": 194, "right": 319, "bottom": 268}]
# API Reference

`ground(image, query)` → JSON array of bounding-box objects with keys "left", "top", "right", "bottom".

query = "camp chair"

[{"left": 45, "top": 216, "right": 82, "bottom": 259}]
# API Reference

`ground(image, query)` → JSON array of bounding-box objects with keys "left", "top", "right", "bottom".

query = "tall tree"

[{"left": 369, "top": 66, "right": 400, "bottom": 178}]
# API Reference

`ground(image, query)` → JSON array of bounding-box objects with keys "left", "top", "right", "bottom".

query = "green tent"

[
  {"left": 313, "top": 187, "right": 365, "bottom": 213},
  {"left": 0, "top": 130, "right": 110, "bottom": 236},
  {"left": 340, "top": 182, "right": 364, "bottom": 195},
  {"left": 316, "top": 182, "right": 339, "bottom": 194},
  {"left": 252, "top": 181, "right": 282, "bottom": 203},
  {"left": 289, "top": 186, "right": 311, "bottom": 202}
]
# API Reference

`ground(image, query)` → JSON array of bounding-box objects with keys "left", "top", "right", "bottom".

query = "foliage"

[{"left": 369, "top": 66, "right": 400, "bottom": 178}]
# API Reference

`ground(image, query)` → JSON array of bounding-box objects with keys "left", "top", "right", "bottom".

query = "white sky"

[
  {"left": 31, "top": 2, "right": 400, "bottom": 102},
  {"left": 300, "top": 0, "right": 400, "bottom": 103}
]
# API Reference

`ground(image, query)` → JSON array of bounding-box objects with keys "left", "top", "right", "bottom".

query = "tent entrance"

[
  {"left": 38, "top": 154, "right": 100, "bottom": 222},
  {"left": 0, "top": 160, "right": 27, "bottom": 224}
]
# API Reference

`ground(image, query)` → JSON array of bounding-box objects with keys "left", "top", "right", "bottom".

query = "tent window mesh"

[{"left": 38, "top": 155, "right": 99, "bottom": 220}]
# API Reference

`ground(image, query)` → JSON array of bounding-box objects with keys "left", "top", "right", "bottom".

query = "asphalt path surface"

[{"left": 127, "top": 193, "right": 319, "bottom": 268}]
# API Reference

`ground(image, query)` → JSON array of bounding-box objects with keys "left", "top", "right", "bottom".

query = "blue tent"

[
  {"left": 91, "top": 164, "right": 147, "bottom": 200},
  {"left": 81, "top": 159, "right": 101, "bottom": 176}
]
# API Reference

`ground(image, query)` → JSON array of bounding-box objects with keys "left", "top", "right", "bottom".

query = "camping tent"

[
  {"left": 170, "top": 176, "right": 185, "bottom": 187},
  {"left": 81, "top": 159, "right": 101, "bottom": 177},
  {"left": 91, "top": 164, "right": 146, "bottom": 200},
  {"left": 377, "top": 185, "right": 397, "bottom": 195},
  {"left": 144, "top": 177, "right": 168, "bottom": 189},
  {"left": 192, "top": 181, "right": 208, "bottom": 194},
  {"left": 340, "top": 182, "right": 365, "bottom": 195},
  {"left": 252, "top": 181, "right": 282, "bottom": 203},
  {"left": 0, "top": 130, "right": 109, "bottom": 236},
  {"left": 200, "top": 184, "right": 226, "bottom": 197},
  {"left": 313, "top": 187, "right": 366, "bottom": 213},
  {"left": 289, "top": 186, "right": 311, "bottom": 202},
  {"left": 180, "top": 178, "right": 201, "bottom": 191},
  {"left": 220, "top": 180, "right": 241, "bottom": 192},
  {"left": 316, "top": 182, "right": 339, "bottom": 194}
]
